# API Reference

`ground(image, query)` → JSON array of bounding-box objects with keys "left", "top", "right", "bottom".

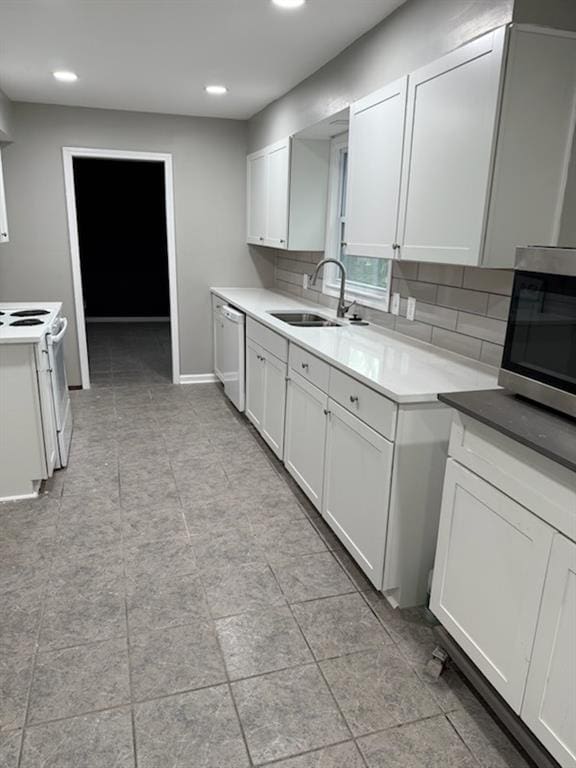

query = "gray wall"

[
  {"left": 248, "top": 0, "right": 514, "bottom": 152},
  {"left": 0, "top": 103, "right": 274, "bottom": 385},
  {"left": 0, "top": 88, "right": 13, "bottom": 141}
]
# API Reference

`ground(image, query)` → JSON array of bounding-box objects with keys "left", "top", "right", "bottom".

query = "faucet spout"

[{"left": 309, "top": 258, "right": 349, "bottom": 319}]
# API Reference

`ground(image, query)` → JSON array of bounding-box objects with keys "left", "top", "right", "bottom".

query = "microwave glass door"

[{"left": 502, "top": 271, "right": 576, "bottom": 395}]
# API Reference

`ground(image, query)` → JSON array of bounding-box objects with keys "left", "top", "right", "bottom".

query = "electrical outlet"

[
  {"left": 302, "top": 274, "right": 309, "bottom": 290},
  {"left": 406, "top": 296, "right": 416, "bottom": 321},
  {"left": 390, "top": 292, "right": 400, "bottom": 316}
]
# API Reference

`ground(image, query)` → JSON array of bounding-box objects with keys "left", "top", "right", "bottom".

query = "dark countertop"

[{"left": 438, "top": 389, "right": 576, "bottom": 473}]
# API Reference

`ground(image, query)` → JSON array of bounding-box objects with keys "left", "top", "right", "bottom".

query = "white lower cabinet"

[
  {"left": 284, "top": 370, "right": 328, "bottom": 509},
  {"left": 246, "top": 339, "right": 265, "bottom": 430},
  {"left": 430, "top": 459, "right": 553, "bottom": 713},
  {"left": 522, "top": 534, "right": 576, "bottom": 767},
  {"left": 245, "top": 338, "right": 286, "bottom": 459},
  {"left": 261, "top": 351, "right": 287, "bottom": 459},
  {"left": 323, "top": 400, "right": 394, "bottom": 587}
]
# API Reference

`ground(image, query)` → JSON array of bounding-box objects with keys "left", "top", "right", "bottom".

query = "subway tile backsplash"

[{"left": 272, "top": 250, "right": 513, "bottom": 368}]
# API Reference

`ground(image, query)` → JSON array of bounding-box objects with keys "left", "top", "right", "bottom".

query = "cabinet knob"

[
  {"left": 280, "top": 239, "right": 286, "bottom": 244},
  {"left": 301, "top": 362, "right": 309, "bottom": 371},
  {"left": 392, "top": 243, "right": 400, "bottom": 250},
  {"left": 323, "top": 408, "right": 330, "bottom": 416},
  {"left": 0, "top": 232, "right": 7, "bottom": 238},
  {"left": 349, "top": 395, "right": 359, "bottom": 405},
  {"left": 259, "top": 237, "right": 264, "bottom": 241}
]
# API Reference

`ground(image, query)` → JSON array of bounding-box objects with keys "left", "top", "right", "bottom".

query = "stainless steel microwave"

[{"left": 499, "top": 247, "right": 576, "bottom": 419}]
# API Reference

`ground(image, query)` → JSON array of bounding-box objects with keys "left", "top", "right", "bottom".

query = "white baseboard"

[
  {"left": 0, "top": 489, "right": 39, "bottom": 503},
  {"left": 179, "top": 374, "right": 218, "bottom": 385},
  {"left": 86, "top": 317, "right": 170, "bottom": 323}
]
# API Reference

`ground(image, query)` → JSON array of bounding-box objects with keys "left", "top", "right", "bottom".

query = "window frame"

[{"left": 322, "top": 134, "right": 391, "bottom": 313}]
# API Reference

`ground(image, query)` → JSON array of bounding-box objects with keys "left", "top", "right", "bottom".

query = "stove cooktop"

[
  {"left": 10, "top": 318, "right": 44, "bottom": 327},
  {"left": 10, "top": 309, "right": 50, "bottom": 317}
]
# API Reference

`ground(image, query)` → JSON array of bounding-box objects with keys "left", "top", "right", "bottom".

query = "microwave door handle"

[{"left": 49, "top": 317, "right": 68, "bottom": 344}]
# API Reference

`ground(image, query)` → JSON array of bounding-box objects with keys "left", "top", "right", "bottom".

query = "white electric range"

[{"left": 0, "top": 302, "right": 73, "bottom": 500}]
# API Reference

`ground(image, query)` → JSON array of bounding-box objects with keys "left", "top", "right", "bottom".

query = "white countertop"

[
  {"left": 0, "top": 302, "right": 62, "bottom": 344},
  {"left": 211, "top": 288, "right": 498, "bottom": 404}
]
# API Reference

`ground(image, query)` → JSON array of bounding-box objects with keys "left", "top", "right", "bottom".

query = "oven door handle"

[{"left": 49, "top": 317, "right": 68, "bottom": 344}]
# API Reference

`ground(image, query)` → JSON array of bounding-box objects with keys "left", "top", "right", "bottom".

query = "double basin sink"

[{"left": 268, "top": 311, "right": 341, "bottom": 328}]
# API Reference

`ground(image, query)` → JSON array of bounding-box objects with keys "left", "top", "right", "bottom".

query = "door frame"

[{"left": 62, "top": 146, "right": 180, "bottom": 388}]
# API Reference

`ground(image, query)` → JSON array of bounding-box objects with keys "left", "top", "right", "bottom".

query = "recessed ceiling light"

[
  {"left": 205, "top": 85, "right": 228, "bottom": 95},
  {"left": 272, "top": 0, "right": 306, "bottom": 8},
  {"left": 53, "top": 70, "right": 78, "bottom": 83}
]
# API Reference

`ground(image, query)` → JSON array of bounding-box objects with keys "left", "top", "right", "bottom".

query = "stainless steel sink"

[{"left": 268, "top": 311, "right": 341, "bottom": 328}]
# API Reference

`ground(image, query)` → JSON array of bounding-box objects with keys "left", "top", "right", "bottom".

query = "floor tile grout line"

[
  {"left": 15, "top": 494, "right": 66, "bottom": 768},
  {"left": 254, "top": 737, "right": 361, "bottom": 767},
  {"left": 195, "top": 565, "right": 256, "bottom": 768},
  {"left": 117, "top": 468, "right": 141, "bottom": 768},
  {"left": 264, "top": 553, "right": 368, "bottom": 766},
  {"left": 444, "top": 714, "right": 484, "bottom": 767}
]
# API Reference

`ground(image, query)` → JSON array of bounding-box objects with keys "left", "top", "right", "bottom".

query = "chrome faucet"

[{"left": 309, "top": 259, "right": 353, "bottom": 319}]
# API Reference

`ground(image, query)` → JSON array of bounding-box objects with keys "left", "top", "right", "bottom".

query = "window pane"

[{"left": 341, "top": 253, "right": 390, "bottom": 290}]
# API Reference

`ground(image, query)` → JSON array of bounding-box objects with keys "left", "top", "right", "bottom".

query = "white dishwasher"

[{"left": 220, "top": 304, "right": 245, "bottom": 412}]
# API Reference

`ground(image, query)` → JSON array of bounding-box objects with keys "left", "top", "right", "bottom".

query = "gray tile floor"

[{"left": 0, "top": 326, "right": 536, "bottom": 767}]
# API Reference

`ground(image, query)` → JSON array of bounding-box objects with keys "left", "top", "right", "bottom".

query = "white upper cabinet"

[
  {"left": 484, "top": 27, "right": 576, "bottom": 265},
  {"left": 266, "top": 140, "right": 290, "bottom": 247},
  {"left": 345, "top": 77, "right": 408, "bottom": 259},
  {"left": 345, "top": 25, "right": 576, "bottom": 268},
  {"left": 247, "top": 151, "right": 268, "bottom": 245},
  {"left": 0, "top": 150, "right": 9, "bottom": 244},
  {"left": 397, "top": 28, "right": 506, "bottom": 265},
  {"left": 522, "top": 534, "right": 576, "bottom": 768},
  {"left": 246, "top": 137, "right": 330, "bottom": 251}
]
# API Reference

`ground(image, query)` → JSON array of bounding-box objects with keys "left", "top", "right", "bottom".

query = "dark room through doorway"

[{"left": 72, "top": 157, "right": 172, "bottom": 386}]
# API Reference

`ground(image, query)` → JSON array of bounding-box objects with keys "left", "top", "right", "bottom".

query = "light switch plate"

[
  {"left": 391, "top": 292, "right": 400, "bottom": 316},
  {"left": 407, "top": 297, "right": 416, "bottom": 321},
  {"left": 302, "top": 274, "right": 309, "bottom": 290}
]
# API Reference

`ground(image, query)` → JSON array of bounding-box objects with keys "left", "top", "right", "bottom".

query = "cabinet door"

[
  {"left": 284, "top": 370, "right": 328, "bottom": 509},
  {"left": 345, "top": 76, "right": 408, "bottom": 259},
  {"left": 266, "top": 139, "right": 290, "bottom": 248},
  {"left": 261, "top": 352, "right": 287, "bottom": 460},
  {"left": 397, "top": 27, "right": 506, "bottom": 265},
  {"left": 0, "top": 150, "right": 9, "bottom": 243},
  {"left": 245, "top": 339, "right": 265, "bottom": 430},
  {"left": 323, "top": 400, "right": 393, "bottom": 588},
  {"left": 522, "top": 534, "right": 576, "bottom": 767},
  {"left": 247, "top": 150, "right": 268, "bottom": 245},
  {"left": 430, "top": 459, "right": 553, "bottom": 712}
]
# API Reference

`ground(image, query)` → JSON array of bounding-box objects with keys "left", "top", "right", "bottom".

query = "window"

[{"left": 323, "top": 135, "right": 391, "bottom": 311}]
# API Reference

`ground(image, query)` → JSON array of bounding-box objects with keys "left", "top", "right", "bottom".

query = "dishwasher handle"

[{"left": 221, "top": 306, "right": 245, "bottom": 324}]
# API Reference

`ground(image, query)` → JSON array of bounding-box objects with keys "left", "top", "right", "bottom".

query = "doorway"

[{"left": 63, "top": 148, "right": 179, "bottom": 388}]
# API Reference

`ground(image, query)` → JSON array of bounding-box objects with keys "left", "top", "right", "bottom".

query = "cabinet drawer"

[
  {"left": 329, "top": 367, "right": 397, "bottom": 441},
  {"left": 246, "top": 317, "right": 288, "bottom": 362},
  {"left": 289, "top": 345, "right": 330, "bottom": 393},
  {"left": 449, "top": 414, "right": 576, "bottom": 542}
]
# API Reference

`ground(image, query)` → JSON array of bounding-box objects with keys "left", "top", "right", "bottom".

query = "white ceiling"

[{"left": 0, "top": 0, "right": 406, "bottom": 120}]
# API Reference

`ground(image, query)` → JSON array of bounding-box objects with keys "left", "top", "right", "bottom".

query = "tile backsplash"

[{"left": 273, "top": 251, "right": 513, "bottom": 368}]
